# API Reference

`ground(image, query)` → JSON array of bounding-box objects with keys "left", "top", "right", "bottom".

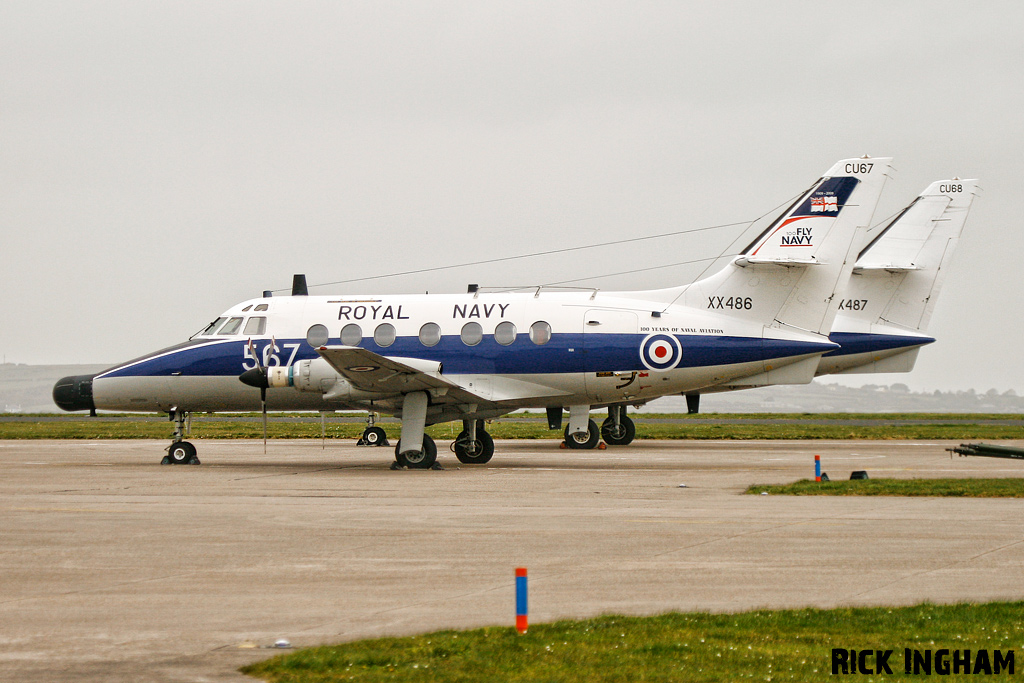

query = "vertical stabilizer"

[
  {"left": 679, "top": 157, "right": 892, "bottom": 336},
  {"left": 846, "top": 179, "right": 979, "bottom": 332}
]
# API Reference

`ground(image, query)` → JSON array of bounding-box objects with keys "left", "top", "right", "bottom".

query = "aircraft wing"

[{"left": 315, "top": 346, "right": 493, "bottom": 406}]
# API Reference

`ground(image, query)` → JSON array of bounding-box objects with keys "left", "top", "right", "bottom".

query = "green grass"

[
  {"left": 241, "top": 602, "right": 1024, "bottom": 682},
  {"left": 746, "top": 478, "right": 1024, "bottom": 497},
  {"left": 3, "top": 413, "right": 1024, "bottom": 440}
]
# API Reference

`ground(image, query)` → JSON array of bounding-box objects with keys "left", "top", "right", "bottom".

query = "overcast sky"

[{"left": 2, "top": 2, "right": 1021, "bottom": 392}]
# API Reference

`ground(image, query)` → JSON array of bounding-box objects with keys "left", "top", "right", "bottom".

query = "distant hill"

[
  {"left": 648, "top": 382, "right": 1024, "bottom": 414},
  {"left": 3, "top": 363, "right": 1020, "bottom": 415}
]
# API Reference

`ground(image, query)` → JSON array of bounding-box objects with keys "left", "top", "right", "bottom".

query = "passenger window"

[
  {"left": 529, "top": 321, "right": 551, "bottom": 345},
  {"left": 243, "top": 317, "right": 267, "bottom": 336},
  {"left": 305, "top": 323, "right": 329, "bottom": 347},
  {"left": 419, "top": 322, "right": 441, "bottom": 347},
  {"left": 460, "top": 322, "right": 483, "bottom": 346},
  {"left": 494, "top": 321, "right": 517, "bottom": 346},
  {"left": 218, "top": 317, "right": 244, "bottom": 335},
  {"left": 202, "top": 317, "right": 227, "bottom": 335},
  {"left": 374, "top": 323, "right": 396, "bottom": 347},
  {"left": 341, "top": 323, "right": 362, "bottom": 346},
  {"left": 254, "top": 304, "right": 269, "bottom": 312}
]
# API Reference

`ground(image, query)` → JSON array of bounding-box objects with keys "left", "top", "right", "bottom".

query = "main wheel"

[
  {"left": 601, "top": 414, "right": 636, "bottom": 446},
  {"left": 454, "top": 430, "right": 495, "bottom": 464},
  {"left": 168, "top": 441, "right": 197, "bottom": 464},
  {"left": 395, "top": 434, "right": 437, "bottom": 469},
  {"left": 564, "top": 419, "right": 600, "bottom": 449},
  {"left": 362, "top": 426, "right": 387, "bottom": 446}
]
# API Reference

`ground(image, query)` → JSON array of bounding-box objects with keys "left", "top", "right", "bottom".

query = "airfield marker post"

[
  {"left": 815, "top": 455, "right": 821, "bottom": 482},
  {"left": 515, "top": 567, "right": 528, "bottom": 634}
]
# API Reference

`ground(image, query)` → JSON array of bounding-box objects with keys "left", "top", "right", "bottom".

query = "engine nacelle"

[{"left": 267, "top": 358, "right": 344, "bottom": 394}]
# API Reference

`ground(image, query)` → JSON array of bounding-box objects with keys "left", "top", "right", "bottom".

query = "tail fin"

[
  {"left": 677, "top": 157, "right": 892, "bottom": 335},
  {"left": 844, "top": 178, "right": 979, "bottom": 332}
]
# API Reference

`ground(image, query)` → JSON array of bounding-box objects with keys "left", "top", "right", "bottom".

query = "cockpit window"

[
  {"left": 242, "top": 305, "right": 253, "bottom": 312},
  {"left": 254, "top": 303, "right": 269, "bottom": 312},
  {"left": 243, "top": 317, "right": 266, "bottom": 336},
  {"left": 218, "top": 317, "right": 244, "bottom": 335},
  {"left": 201, "top": 317, "right": 227, "bottom": 335}
]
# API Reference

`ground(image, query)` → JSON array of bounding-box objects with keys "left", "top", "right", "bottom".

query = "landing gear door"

[{"left": 583, "top": 310, "right": 640, "bottom": 400}]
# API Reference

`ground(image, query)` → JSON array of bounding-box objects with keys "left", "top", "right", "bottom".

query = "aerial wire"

[
  {"left": 272, "top": 220, "right": 754, "bottom": 293},
  {"left": 270, "top": 187, "right": 901, "bottom": 294}
]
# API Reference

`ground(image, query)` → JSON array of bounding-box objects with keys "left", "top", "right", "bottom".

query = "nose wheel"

[
  {"left": 162, "top": 410, "right": 201, "bottom": 464},
  {"left": 358, "top": 412, "right": 390, "bottom": 446}
]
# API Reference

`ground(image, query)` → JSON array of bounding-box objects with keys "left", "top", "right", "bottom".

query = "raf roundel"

[{"left": 639, "top": 333, "right": 682, "bottom": 371}]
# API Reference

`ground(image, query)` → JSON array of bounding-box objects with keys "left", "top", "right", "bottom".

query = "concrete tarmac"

[{"left": 2, "top": 438, "right": 1023, "bottom": 682}]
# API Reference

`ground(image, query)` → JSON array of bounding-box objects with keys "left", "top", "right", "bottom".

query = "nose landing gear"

[
  {"left": 161, "top": 410, "right": 200, "bottom": 465},
  {"left": 357, "top": 412, "right": 390, "bottom": 446}
]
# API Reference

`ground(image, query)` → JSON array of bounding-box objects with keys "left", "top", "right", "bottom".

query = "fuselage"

[{"left": 76, "top": 289, "right": 838, "bottom": 420}]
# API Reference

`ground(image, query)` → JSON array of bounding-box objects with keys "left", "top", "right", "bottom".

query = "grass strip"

[
  {"left": 241, "top": 602, "right": 1024, "bottom": 682},
  {"left": 747, "top": 478, "right": 1024, "bottom": 497}
]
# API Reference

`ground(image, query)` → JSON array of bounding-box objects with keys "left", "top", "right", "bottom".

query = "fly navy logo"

[
  {"left": 781, "top": 222, "right": 814, "bottom": 247},
  {"left": 639, "top": 333, "right": 682, "bottom": 371}
]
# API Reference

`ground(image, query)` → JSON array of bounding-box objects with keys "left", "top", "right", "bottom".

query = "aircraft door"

[{"left": 583, "top": 309, "right": 640, "bottom": 399}]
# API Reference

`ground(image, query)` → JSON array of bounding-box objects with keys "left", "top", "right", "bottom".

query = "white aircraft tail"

[
  {"left": 844, "top": 178, "right": 979, "bottom": 332},
  {"left": 671, "top": 157, "right": 893, "bottom": 335}
]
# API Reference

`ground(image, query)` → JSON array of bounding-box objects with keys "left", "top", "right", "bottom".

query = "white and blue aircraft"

[{"left": 54, "top": 157, "right": 895, "bottom": 467}]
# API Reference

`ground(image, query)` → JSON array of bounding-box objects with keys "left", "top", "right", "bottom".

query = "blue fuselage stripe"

[
  {"left": 824, "top": 332, "right": 934, "bottom": 357},
  {"left": 98, "top": 333, "right": 839, "bottom": 379}
]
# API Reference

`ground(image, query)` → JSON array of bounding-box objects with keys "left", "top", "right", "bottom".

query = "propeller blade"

[
  {"left": 261, "top": 386, "right": 268, "bottom": 454},
  {"left": 247, "top": 338, "right": 263, "bottom": 373}
]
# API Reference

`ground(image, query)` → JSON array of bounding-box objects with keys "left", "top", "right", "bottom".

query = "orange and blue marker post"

[
  {"left": 515, "top": 567, "right": 528, "bottom": 633},
  {"left": 815, "top": 455, "right": 821, "bottom": 482}
]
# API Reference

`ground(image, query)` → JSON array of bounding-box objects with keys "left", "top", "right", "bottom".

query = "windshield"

[{"left": 191, "top": 317, "right": 228, "bottom": 339}]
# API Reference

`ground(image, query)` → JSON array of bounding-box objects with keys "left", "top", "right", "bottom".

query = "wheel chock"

[
  {"left": 161, "top": 456, "right": 172, "bottom": 465},
  {"left": 850, "top": 470, "right": 869, "bottom": 480},
  {"left": 597, "top": 442, "right": 607, "bottom": 450},
  {"left": 559, "top": 441, "right": 568, "bottom": 449}
]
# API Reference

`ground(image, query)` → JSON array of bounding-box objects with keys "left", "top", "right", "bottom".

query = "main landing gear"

[
  {"left": 392, "top": 391, "right": 439, "bottom": 469},
  {"left": 395, "top": 434, "right": 437, "bottom": 468},
  {"left": 452, "top": 419, "right": 494, "bottom": 464},
  {"left": 564, "top": 419, "right": 600, "bottom": 449},
  {"left": 162, "top": 410, "right": 200, "bottom": 465},
  {"left": 601, "top": 405, "right": 636, "bottom": 446},
  {"left": 561, "top": 405, "right": 636, "bottom": 449}
]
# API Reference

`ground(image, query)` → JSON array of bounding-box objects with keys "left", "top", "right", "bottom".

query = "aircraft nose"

[{"left": 52, "top": 374, "right": 97, "bottom": 413}]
